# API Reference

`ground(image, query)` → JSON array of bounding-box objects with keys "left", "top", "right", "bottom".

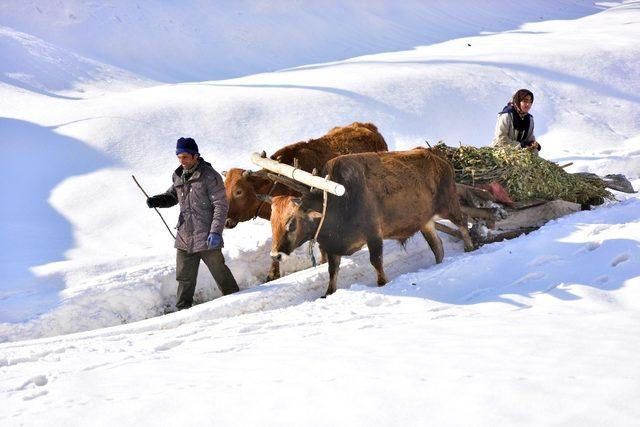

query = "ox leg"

[
  {"left": 326, "top": 254, "right": 342, "bottom": 296},
  {"left": 457, "top": 222, "right": 475, "bottom": 252},
  {"left": 266, "top": 260, "right": 280, "bottom": 281},
  {"left": 422, "top": 220, "right": 444, "bottom": 264},
  {"left": 319, "top": 248, "right": 328, "bottom": 264},
  {"left": 447, "top": 211, "right": 475, "bottom": 252},
  {"left": 367, "top": 237, "right": 388, "bottom": 286}
]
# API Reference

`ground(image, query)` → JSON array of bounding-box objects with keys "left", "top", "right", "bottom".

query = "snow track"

[{"left": 0, "top": 227, "right": 466, "bottom": 342}]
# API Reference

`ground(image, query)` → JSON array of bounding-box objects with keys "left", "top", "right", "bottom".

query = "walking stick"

[{"left": 131, "top": 175, "right": 176, "bottom": 240}]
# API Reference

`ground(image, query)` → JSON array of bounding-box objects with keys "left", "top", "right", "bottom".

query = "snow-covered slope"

[
  {"left": 1, "top": 193, "right": 639, "bottom": 425},
  {"left": 1, "top": 2, "right": 640, "bottom": 423},
  {"left": 0, "top": 25, "right": 155, "bottom": 97},
  {"left": 0, "top": 0, "right": 605, "bottom": 82},
  {"left": 1, "top": 1, "right": 638, "bottom": 339}
]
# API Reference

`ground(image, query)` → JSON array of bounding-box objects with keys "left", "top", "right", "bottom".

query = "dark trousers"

[{"left": 175, "top": 249, "right": 239, "bottom": 309}]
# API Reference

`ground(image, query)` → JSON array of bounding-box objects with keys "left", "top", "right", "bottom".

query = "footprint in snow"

[
  {"left": 527, "top": 255, "right": 562, "bottom": 267},
  {"left": 511, "top": 271, "right": 546, "bottom": 286},
  {"left": 432, "top": 314, "right": 456, "bottom": 320},
  {"left": 237, "top": 324, "right": 263, "bottom": 334},
  {"left": 463, "top": 289, "right": 490, "bottom": 302},
  {"left": 595, "top": 275, "right": 610, "bottom": 284},
  {"left": 364, "top": 295, "right": 388, "bottom": 307},
  {"left": 541, "top": 282, "right": 561, "bottom": 293},
  {"left": 589, "top": 225, "right": 610, "bottom": 236},
  {"left": 574, "top": 241, "right": 601, "bottom": 255},
  {"left": 23, "top": 390, "right": 48, "bottom": 401},
  {"left": 154, "top": 340, "right": 183, "bottom": 352},
  {"left": 17, "top": 375, "right": 48, "bottom": 390},
  {"left": 611, "top": 254, "right": 630, "bottom": 267}
]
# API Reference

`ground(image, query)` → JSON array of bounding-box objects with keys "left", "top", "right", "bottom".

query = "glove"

[
  {"left": 146, "top": 194, "right": 175, "bottom": 208},
  {"left": 206, "top": 232, "right": 223, "bottom": 249},
  {"left": 146, "top": 195, "right": 163, "bottom": 208}
]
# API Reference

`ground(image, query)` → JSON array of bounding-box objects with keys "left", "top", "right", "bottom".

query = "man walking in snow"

[{"left": 146, "top": 137, "right": 239, "bottom": 310}]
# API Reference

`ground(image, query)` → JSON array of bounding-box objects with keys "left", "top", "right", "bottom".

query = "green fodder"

[{"left": 432, "top": 143, "right": 612, "bottom": 205}]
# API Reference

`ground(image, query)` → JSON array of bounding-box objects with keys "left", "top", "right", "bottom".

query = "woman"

[{"left": 492, "top": 89, "right": 541, "bottom": 153}]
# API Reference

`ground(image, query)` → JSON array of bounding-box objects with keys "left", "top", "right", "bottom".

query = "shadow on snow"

[{"left": 0, "top": 118, "right": 114, "bottom": 322}]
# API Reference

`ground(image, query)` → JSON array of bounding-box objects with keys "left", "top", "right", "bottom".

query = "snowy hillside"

[
  {"left": 0, "top": 0, "right": 605, "bottom": 82},
  {"left": 2, "top": 0, "right": 638, "bottom": 338},
  {"left": 1, "top": 1, "right": 640, "bottom": 424}
]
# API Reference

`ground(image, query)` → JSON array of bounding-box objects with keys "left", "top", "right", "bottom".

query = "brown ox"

[
  {"left": 261, "top": 148, "right": 475, "bottom": 296},
  {"left": 224, "top": 122, "right": 388, "bottom": 280}
]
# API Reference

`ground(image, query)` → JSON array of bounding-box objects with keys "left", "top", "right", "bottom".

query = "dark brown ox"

[
  {"left": 224, "top": 122, "right": 388, "bottom": 280},
  {"left": 262, "top": 148, "right": 475, "bottom": 296}
]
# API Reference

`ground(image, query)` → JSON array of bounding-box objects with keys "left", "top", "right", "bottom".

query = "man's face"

[{"left": 177, "top": 153, "right": 198, "bottom": 169}]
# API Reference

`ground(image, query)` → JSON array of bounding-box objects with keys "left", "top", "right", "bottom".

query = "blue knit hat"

[{"left": 176, "top": 137, "right": 199, "bottom": 155}]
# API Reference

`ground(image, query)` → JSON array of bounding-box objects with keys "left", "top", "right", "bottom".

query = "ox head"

[
  {"left": 258, "top": 195, "right": 322, "bottom": 261},
  {"left": 223, "top": 168, "right": 269, "bottom": 228}
]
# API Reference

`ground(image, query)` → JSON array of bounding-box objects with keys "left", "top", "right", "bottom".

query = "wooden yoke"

[{"left": 250, "top": 152, "right": 345, "bottom": 196}]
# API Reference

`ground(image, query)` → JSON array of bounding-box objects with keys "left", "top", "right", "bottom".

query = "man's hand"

[
  {"left": 146, "top": 195, "right": 163, "bottom": 208},
  {"left": 146, "top": 194, "right": 176, "bottom": 208},
  {"left": 207, "top": 232, "right": 223, "bottom": 249}
]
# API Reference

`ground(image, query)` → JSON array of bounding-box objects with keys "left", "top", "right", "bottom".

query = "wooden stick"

[
  {"left": 132, "top": 175, "right": 176, "bottom": 240},
  {"left": 477, "top": 227, "right": 538, "bottom": 245}
]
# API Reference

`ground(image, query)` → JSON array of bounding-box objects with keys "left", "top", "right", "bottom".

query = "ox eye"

[
  {"left": 234, "top": 190, "right": 243, "bottom": 197},
  {"left": 286, "top": 219, "right": 297, "bottom": 232}
]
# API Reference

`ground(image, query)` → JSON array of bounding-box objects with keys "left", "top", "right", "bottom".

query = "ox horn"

[
  {"left": 242, "top": 169, "right": 269, "bottom": 178},
  {"left": 221, "top": 170, "right": 227, "bottom": 177}
]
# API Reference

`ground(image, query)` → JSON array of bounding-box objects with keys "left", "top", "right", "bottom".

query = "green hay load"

[{"left": 432, "top": 143, "right": 612, "bottom": 205}]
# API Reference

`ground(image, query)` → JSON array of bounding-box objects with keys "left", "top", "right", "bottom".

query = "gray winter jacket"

[{"left": 160, "top": 158, "right": 228, "bottom": 253}]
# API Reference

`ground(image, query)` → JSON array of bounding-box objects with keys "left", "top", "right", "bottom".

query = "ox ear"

[
  {"left": 306, "top": 209, "right": 323, "bottom": 220},
  {"left": 256, "top": 193, "right": 273, "bottom": 204},
  {"left": 292, "top": 197, "right": 303, "bottom": 207}
]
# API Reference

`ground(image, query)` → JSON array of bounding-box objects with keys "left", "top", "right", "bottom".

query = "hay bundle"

[{"left": 432, "top": 143, "right": 612, "bottom": 205}]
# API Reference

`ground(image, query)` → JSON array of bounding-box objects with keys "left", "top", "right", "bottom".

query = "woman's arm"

[{"left": 491, "top": 113, "right": 517, "bottom": 147}]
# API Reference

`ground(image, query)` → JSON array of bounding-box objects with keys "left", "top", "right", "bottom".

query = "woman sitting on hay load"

[{"left": 492, "top": 88, "right": 542, "bottom": 154}]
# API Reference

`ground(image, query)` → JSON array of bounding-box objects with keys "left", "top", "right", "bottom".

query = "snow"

[{"left": 1, "top": 1, "right": 640, "bottom": 425}]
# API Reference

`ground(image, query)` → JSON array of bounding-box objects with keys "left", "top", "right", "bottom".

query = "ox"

[
  {"left": 224, "top": 122, "right": 388, "bottom": 280},
  {"left": 260, "top": 148, "right": 475, "bottom": 296}
]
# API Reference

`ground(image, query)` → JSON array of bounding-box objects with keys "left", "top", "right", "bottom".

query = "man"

[{"left": 146, "top": 137, "right": 239, "bottom": 310}]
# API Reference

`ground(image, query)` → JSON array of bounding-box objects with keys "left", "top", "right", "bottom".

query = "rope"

[
  {"left": 308, "top": 177, "right": 330, "bottom": 267},
  {"left": 253, "top": 180, "right": 278, "bottom": 220}
]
